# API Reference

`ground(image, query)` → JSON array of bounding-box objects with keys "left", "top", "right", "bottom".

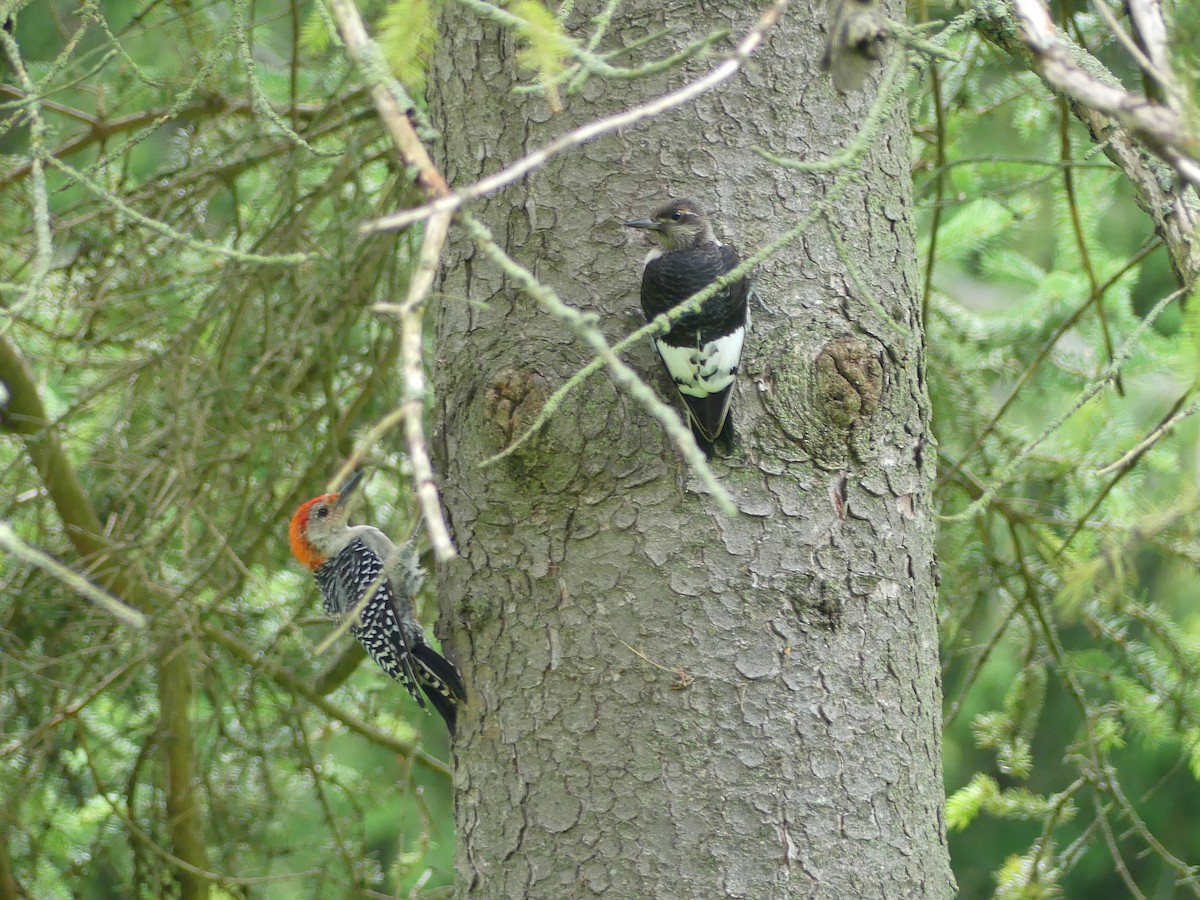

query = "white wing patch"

[
  {"left": 641, "top": 247, "right": 663, "bottom": 273},
  {"left": 655, "top": 327, "right": 745, "bottom": 398}
]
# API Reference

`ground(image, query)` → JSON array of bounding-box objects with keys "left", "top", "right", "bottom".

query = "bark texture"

[{"left": 431, "top": 2, "right": 953, "bottom": 897}]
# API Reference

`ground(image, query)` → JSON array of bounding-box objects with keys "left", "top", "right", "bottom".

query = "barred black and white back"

[{"left": 315, "top": 538, "right": 466, "bottom": 733}]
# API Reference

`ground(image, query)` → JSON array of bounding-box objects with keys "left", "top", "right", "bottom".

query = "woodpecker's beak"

[
  {"left": 623, "top": 217, "right": 658, "bottom": 230},
  {"left": 333, "top": 470, "right": 365, "bottom": 510}
]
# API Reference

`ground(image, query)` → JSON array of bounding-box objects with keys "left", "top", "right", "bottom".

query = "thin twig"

[
  {"left": 42, "top": 155, "right": 313, "bottom": 266},
  {"left": 363, "top": 0, "right": 790, "bottom": 233},
  {"left": 942, "top": 286, "right": 1185, "bottom": 522},
  {"left": 203, "top": 624, "right": 452, "bottom": 778},
  {"left": 1095, "top": 394, "right": 1200, "bottom": 476},
  {"left": 1010, "top": 0, "right": 1200, "bottom": 188},
  {"left": 1058, "top": 89, "right": 1122, "bottom": 394},
  {"left": 461, "top": 212, "right": 737, "bottom": 513},
  {"left": 1093, "top": 795, "right": 1149, "bottom": 900},
  {"left": 328, "top": 0, "right": 459, "bottom": 563},
  {"left": 0, "top": 523, "right": 148, "bottom": 628}
]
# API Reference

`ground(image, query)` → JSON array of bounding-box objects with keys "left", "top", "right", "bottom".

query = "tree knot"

[
  {"left": 485, "top": 368, "right": 551, "bottom": 452},
  {"left": 763, "top": 331, "right": 889, "bottom": 468},
  {"left": 813, "top": 334, "right": 884, "bottom": 429}
]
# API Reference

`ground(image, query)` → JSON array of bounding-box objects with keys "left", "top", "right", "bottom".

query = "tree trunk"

[{"left": 431, "top": 2, "right": 953, "bottom": 896}]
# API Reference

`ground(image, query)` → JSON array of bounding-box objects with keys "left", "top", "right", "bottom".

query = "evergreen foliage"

[{"left": 921, "top": 4, "right": 1200, "bottom": 895}]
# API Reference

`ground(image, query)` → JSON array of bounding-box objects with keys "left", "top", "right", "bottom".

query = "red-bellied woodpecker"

[{"left": 288, "top": 471, "right": 465, "bottom": 734}]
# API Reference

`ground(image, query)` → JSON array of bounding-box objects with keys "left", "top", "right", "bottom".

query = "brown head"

[{"left": 623, "top": 198, "right": 716, "bottom": 251}]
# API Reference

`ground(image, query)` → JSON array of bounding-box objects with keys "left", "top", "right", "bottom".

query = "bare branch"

[
  {"left": 328, "top": 0, "right": 459, "bottom": 562},
  {"left": 1123, "top": 0, "right": 1177, "bottom": 105},
  {"left": 328, "top": 0, "right": 450, "bottom": 200},
  {"left": 363, "top": 0, "right": 790, "bottom": 233},
  {"left": 0, "top": 523, "right": 147, "bottom": 628},
  {"left": 203, "top": 624, "right": 452, "bottom": 778},
  {"left": 1011, "top": 0, "right": 1200, "bottom": 189},
  {"left": 399, "top": 213, "right": 456, "bottom": 562}
]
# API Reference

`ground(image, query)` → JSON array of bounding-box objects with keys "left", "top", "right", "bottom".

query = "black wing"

[{"left": 718, "top": 244, "right": 751, "bottom": 326}]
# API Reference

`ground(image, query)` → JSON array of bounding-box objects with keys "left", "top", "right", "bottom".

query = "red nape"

[{"left": 289, "top": 494, "right": 336, "bottom": 570}]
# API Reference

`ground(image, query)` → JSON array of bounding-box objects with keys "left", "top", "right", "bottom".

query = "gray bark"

[{"left": 431, "top": 2, "right": 953, "bottom": 897}]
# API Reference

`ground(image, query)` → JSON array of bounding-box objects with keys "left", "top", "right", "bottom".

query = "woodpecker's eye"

[
  {"left": 670, "top": 210, "right": 683, "bottom": 221},
  {"left": 314, "top": 506, "right": 330, "bottom": 520}
]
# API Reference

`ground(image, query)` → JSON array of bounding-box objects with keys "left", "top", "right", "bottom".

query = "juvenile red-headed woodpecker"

[
  {"left": 624, "top": 199, "right": 751, "bottom": 456},
  {"left": 288, "top": 471, "right": 465, "bottom": 734}
]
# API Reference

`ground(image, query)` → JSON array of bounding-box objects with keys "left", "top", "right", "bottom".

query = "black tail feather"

[
  {"left": 678, "top": 386, "right": 735, "bottom": 458},
  {"left": 412, "top": 643, "right": 466, "bottom": 736},
  {"left": 690, "top": 408, "right": 735, "bottom": 458}
]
